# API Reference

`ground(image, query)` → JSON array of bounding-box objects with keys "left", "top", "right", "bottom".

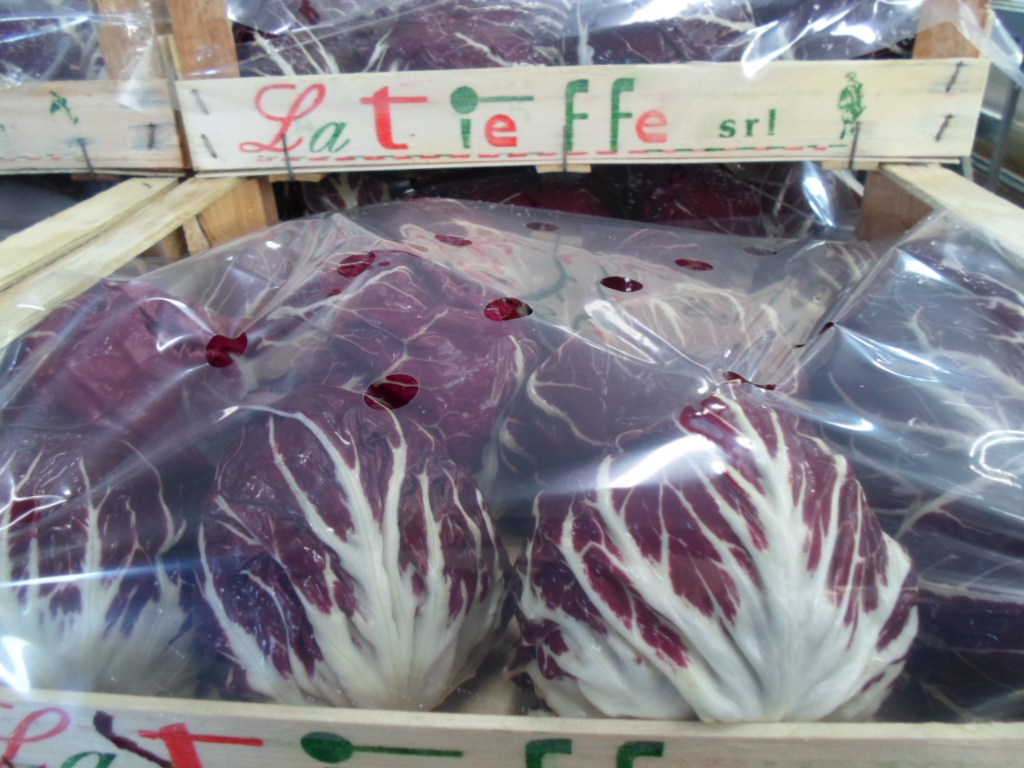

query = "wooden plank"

[
  {"left": 175, "top": 58, "right": 988, "bottom": 175},
  {"left": 916, "top": 0, "right": 993, "bottom": 58},
  {"left": 90, "top": 0, "right": 162, "bottom": 81},
  {"left": 0, "top": 177, "right": 177, "bottom": 292},
  {"left": 878, "top": 163, "right": 1024, "bottom": 255},
  {"left": 1, "top": 688, "right": 1022, "bottom": 768},
  {"left": 856, "top": 171, "right": 938, "bottom": 240},
  {"left": 858, "top": 0, "right": 990, "bottom": 237},
  {"left": 0, "top": 177, "right": 241, "bottom": 350},
  {"left": 166, "top": 0, "right": 278, "bottom": 242},
  {"left": 0, "top": 80, "right": 183, "bottom": 173}
]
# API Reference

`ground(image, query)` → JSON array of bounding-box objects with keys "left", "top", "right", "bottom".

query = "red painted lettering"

[
  {"left": 484, "top": 114, "right": 518, "bottom": 147},
  {"left": 240, "top": 84, "right": 326, "bottom": 153},
  {"left": 636, "top": 110, "right": 668, "bottom": 143},
  {"left": 140, "top": 723, "right": 263, "bottom": 768},
  {"left": 359, "top": 87, "right": 429, "bottom": 150},
  {"left": 0, "top": 704, "right": 71, "bottom": 763}
]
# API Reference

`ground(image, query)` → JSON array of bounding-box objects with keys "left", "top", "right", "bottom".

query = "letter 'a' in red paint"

[
  {"left": 360, "top": 87, "right": 429, "bottom": 150},
  {"left": 240, "top": 83, "right": 326, "bottom": 153}
]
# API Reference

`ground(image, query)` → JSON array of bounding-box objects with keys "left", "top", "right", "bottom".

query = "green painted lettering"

[
  {"left": 461, "top": 117, "right": 472, "bottom": 149},
  {"left": 61, "top": 752, "right": 117, "bottom": 768},
  {"left": 719, "top": 119, "right": 736, "bottom": 138},
  {"left": 310, "top": 122, "right": 350, "bottom": 153},
  {"left": 451, "top": 86, "right": 478, "bottom": 115},
  {"left": 300, "top": 732, "right": 462, "bottom": 763},
  {"left": 609, "top": 77, "right": 635, "bottom": 152},
  {"left": 769, "top": 108, "right": 777, "bottom": 136},
  {"left": 617, "top": 741, "right": 665, "bottom": 768},
  {"left": 525, "top": 738, "right": 572, "bottom": 768},
  {"left": 564, "top": 80, "right": 589, "bottom": 152},
  {"left": 745, "top": 117, "right": 760, "bottom": 137}
]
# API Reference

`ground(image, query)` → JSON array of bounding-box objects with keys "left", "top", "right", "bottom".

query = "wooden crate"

[
  {"left": 2, "top": 1, "right": 1023, "bottom": 766},
  {"left": 0, "top": 1, "right": 185, "bottom": 175},
  {"left": 1, "top": 162, "right": 1023, "bottom": 768}
]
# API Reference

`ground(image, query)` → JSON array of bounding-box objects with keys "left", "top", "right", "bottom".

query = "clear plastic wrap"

[
  {"left": 228, "top": 0, "right": 1008, "bottom": 77},
  {"left": 0, "top": 0, "right": 162, "bottom": 87},
  {"left": 2, "top": 198, "right": 923, "bottom": 721},
  {"left": 297, "top": 162, "right": 862, "bottom": 241},
  {"left": 7, "top": 194, "right": 1024, "bottom": 723},
  {"left": 782, "top": 212, "right": 1024, "bottom": 721}
]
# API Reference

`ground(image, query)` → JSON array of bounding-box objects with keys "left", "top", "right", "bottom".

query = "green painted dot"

[
  {"left": 450, "top": 86, "right": 478, "bottom": 115},
  {"left": 301, "top": 732, "right": 355, "bottom": 764}
]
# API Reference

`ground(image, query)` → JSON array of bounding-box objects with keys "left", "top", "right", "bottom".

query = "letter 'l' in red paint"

[
  {"left": 140, "top": 723, "right": 264, "bottom": 768},
  {"left": 240, "top": 83, "right": 327, "bottom": 153},
  {"left": 0, "top": 704, "right": 72, "bottom": 764},
  {"left": 360, "top": 87, "right": 428, "bottom": 150}
]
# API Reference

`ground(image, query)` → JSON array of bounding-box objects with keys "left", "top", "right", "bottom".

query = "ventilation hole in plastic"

[
  {"left": 435, "top": 234, "right": 473, "bottom": 247},
  {"left": 364, "top": 374, "right": 420, "bottom": 410},
  {"left": 601, "top": 276, "right": 644, "bottom": 293},
  {"left": 725, "top": 371, "right": 776, "bottom": 391},
  {"left": 675, "top": 258, "right": 713, "bottom": 271},
  {"left": 485, "top": 298, "right": 533, "bottom": 321},
  {"left": 206, "top": 334, "right": 248, "bottom": 368},
  {"left": 743, "top": 246, "right": 778, "bottom": 256},
  {"left": 527, "top": 222, "right": 559, "bottom": 232},
  {"left": 337, "top": 253, "right": 375, "bottom": 277},
  {"left": 820, "top": 322, "right": 835, "bottom": 335}
]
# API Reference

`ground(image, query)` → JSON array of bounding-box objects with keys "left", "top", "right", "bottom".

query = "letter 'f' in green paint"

[
  {"left": 564, "top": 80, "right": 589, "bottom": 152},
  {"left": 617, "top": 741, "right": 665, "bottom": 768},
  {"left": 525, "top": 738, "right": 572, "bottom": 768},
  {"left": 610, "top": 78, "right": 635, "bottom": 152}
]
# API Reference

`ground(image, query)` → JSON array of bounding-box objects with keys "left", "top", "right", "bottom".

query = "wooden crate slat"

[
  {"left": 1, "top": 688, "right": 1023, "bottom": 768},
  {"left": 0, "top": 177, "right": 177, "bottom": 292},
  {"left": 175, "top": 58, "right": 988, "bottom": 175},
  {"left": 0, "top": 80, "right": 183, "bottom": 173},
  {"left": 0, "top": 177, "right": 241, "bottom": 350},
  {"left": 880, "top": 163, "right": 1024, "bottom": 254}
]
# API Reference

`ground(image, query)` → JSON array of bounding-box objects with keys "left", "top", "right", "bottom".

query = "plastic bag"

[
  {"left": 0, "top": 0, "right": 162, "bottom": 87},
  {"left": 297, "top": 162, "right": 862, "bottom": 241},
  {"left": 2, "top": 198, "right": 905, "bottom": 718},
  {"left": 228, "top": 0, "right": 1000, "bottom": 78},
  {"left": 778, "top": 212, "right": 1024, "bottom": 721}
]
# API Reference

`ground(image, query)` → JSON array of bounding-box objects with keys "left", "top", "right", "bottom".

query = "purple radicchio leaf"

[
  {"left": 197, "top": 386, "right": 509, "bottom": 710},
  {"left": 510, "top": 384, "right": 916, "bottom": 722},
  {"left": 0, "top": 427, "right": 193, "bottom": 695}
]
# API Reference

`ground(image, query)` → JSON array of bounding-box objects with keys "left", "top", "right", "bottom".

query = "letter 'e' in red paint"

[
  {"left": 636, "top": 110, "right": 668, "bottom": 143},
  {"left": 240, "top": 83, "right": 327, "bottom": 153},
  {"left": 485, "top": 114, "right": 517, "bottom": 147},
  {"left": 360, "top": 87, "right": 429, "bottom": 150},
  {"left": 140, "top": 723, "right": 264, "bottom": 768}
]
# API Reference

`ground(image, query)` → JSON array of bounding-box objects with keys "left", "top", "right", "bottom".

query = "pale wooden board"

[
  {"left": 0, "top": 177, "right": 178, "bottom": 292},
  {"left": 1, "top": 688, "right": 1022, "bottom": 768},
  {"left": 165, "top": 0, "right": 279, "bottom": 244},
  {"left": 881, "top": 163, "right": 1024, "bottom": 255},
  {"left": 0, "top": 177, "right": 241, "bottom": 350},
  {"left": 176, "top": 58, "right": 988, "bottom": 175},
  {"left": 0, "top": 80, "right": 183, "bottom": 172}
]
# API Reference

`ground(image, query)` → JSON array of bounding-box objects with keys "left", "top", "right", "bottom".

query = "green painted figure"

[{"left": 838, "top": 72, "right": 865, "bottom": 140}]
